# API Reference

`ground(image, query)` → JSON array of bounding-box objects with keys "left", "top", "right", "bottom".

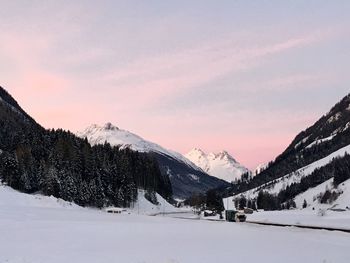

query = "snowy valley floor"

[
  {"left": 247, "top": 209, "right": 350, "bottom": 230},
  {"left": 1, "top": 186, "right": 350, "bottom": 263}
]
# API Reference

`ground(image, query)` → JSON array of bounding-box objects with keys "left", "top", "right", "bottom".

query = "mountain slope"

[
  {"left": 294, "top": 178, "right": 350, "bottom": 210},
  {"left": 185, "top": 148, "right": 250, "bottom": 183},
  {"left": 77, "top": 123, "right": 198, "bottom": 170},
  {"left": 0, "top": 86, "right": 37, "bottom": 124},
  {"left": 229, "top": 144, "right": 350, "bottom": 199},
  {"left": 0, "top": 86, "right": 172, "bottom": 208},
  {"left": 254, "top": 163, "right": 268, "bottom": 176},
  {"left": 227, "top": 93, "right": 350, "bottom": 210},
  {"left": 78, "top": 124, "right": 229, "bottom": 199},
  {"left": 230, "top": 93, "right": 350, "bottom": 196}
]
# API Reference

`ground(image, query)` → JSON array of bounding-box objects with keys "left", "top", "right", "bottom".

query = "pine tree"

[{"left": 303, "top": 199, "right": 307, "bottom": 209}]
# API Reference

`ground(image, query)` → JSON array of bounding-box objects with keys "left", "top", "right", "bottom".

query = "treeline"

[
  {"left": 277, "top": 154, "right": 350, "bottom": 204},
  {"left": 0, "top": 96, "right": 172, "bottom": 208},
  {"left": 184, "top": 189, "right": 225, "bottom": 214}
]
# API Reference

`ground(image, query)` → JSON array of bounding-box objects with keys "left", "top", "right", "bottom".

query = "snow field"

[{"left": 1, "top": 184, "right": 350, "bottom": 263}]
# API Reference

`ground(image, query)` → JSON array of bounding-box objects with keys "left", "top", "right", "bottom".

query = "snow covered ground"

[
  {"left": 129, "top": 189, "right": 184, "bottom": 215},
  {"left": 1, "top": 185, "right": 350, "bottom": 263},
  {"left": 294, "top": 178, "right": 350, "bottom": 210},
  {"left": 247, "top": 209, "right": 350, "bottom": 229}
]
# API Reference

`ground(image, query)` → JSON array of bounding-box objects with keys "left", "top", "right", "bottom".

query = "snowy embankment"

[
  {"left": 129, "top": 189, "right": 184, "bottom": 215},
  {"left": 294, "top": 178, "right": 350, "bottom": 210},
  {"left": 1, "top": 184, "right": 350, "bottom": 263},
  {"left": 0, "top": 184, "right": 82, "bottom": 210}
]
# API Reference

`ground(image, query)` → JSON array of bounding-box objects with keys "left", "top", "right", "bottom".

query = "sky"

[{"left": 1, "top": 0, "right": 350, "bottom": 169}]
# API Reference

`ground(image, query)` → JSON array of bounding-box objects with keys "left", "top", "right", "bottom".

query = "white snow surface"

[
  {"left": 305, "top": 134, "right": 335, "bottom": 149},
  {"left": 294, "top": 178, "right": 350, "bottom": 210},
  {"left": 1, "top": 184, "right": 350, "bottom": 263},
  {"left": 244, "top": 180, "right": 350, "bottom": 229},
  {"left": 184, "top": 148, "right": 250, "bottom": 183},
  {"left": 77, "top": 123, "right": 201, "bottom": 171},
  {"left": 248, "top": 209, "right": 350, "bottom": 229},
  {"left": 294, "top": 135, "right": 310, "bottom": 149},
  {"left": 130, "top": 189, "right": 182, "bottom": 215},
  {"left": 327, "top": 112, "right": 342, "bottom": 123}
]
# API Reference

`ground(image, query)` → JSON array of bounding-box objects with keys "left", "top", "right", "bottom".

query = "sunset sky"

[{"left": 1, "top": 0, "right": 350, "bottom": 169}]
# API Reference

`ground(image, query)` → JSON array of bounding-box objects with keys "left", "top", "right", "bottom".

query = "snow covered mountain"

[
  {"left": 227, "top": 93, "right": 350, "bottom": 211},
  {"left": 184, "top": 148, "right": 250, "bottom": 183},
  {"left": 78, "top": 124, "right": 229, "bottom": 199},
  {"left": 77, "top": 123, "right": 198, "bottom": 169}
]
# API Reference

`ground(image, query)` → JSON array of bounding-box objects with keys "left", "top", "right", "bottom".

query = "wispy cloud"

[
  {"left": 102, "top": 31, "right": 326, "bottom": 106},
  {"left": 0, "top": 0, "right": 346, "bottom": 170}
]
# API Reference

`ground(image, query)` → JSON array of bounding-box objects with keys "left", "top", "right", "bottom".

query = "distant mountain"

[
  {"left": 77, "top": 123, "right": 198, "bottom": 169},
  {"left": 78, "top": 124, "right": 229, "bottom": 199},
  {"left": 185, "top": 148, "right": 250, "bottom": 183},
  {"left": 227, "top": 93, "right": 350, "bottom": 211}
]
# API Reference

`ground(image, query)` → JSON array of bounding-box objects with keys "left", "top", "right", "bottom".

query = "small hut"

[{"left": 105, "top": 208, "right": 126, "bottom": 214}]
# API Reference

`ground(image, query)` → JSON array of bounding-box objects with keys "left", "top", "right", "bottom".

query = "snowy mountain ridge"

[
  {"left": 184, "top": 148, "right": 250, "bottom": 183},
  {"left": 78, "top": 123, "right": 229, "bottom": 199},
  {"left": 77, "top": 123, "right": 201, "bottom": 171}
]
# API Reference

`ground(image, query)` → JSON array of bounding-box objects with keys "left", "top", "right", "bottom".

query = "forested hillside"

[
  {"left": 0, "top": 86, "right": 172, "bottom": 208},
  {"left": 229, "top": 93, "right": 350, "bottom": 196}
]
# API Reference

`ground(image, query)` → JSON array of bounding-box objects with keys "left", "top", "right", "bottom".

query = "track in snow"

[
  {"left": 245, "top": 221, "right": 350, "bottom": 234},
  {"left": 153, "top": 212, "right": 350, "bottom": 233}
]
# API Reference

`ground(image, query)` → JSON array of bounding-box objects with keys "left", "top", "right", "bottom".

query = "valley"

[
  {"left": 1, "top": 2, "right": 350, "bottom": 262},
  {"left": 1, "top": 184, "right": 349, "bottom": 263}
]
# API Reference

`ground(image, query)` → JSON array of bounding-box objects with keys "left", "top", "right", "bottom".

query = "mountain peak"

[
  {"left": 77, "top": 124, "right": 202, "bottom": 172},
  {"left": 187, "top": 148, "right": 207, "bottom": 156},
  {"left": 216, "top": 150, "right": 236, "bottom": 161},
  {"left": 81, "top": 123, "right": 120, "bottom": 134},
  {"left": 76, "top": 124, "right": 225, "bottom": 198},
  {"left": 103, "top": 122, "right": 119, "bottom": 131},
  {"left": 185, "top": 148, "right": 250, "bottom": 183}
]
